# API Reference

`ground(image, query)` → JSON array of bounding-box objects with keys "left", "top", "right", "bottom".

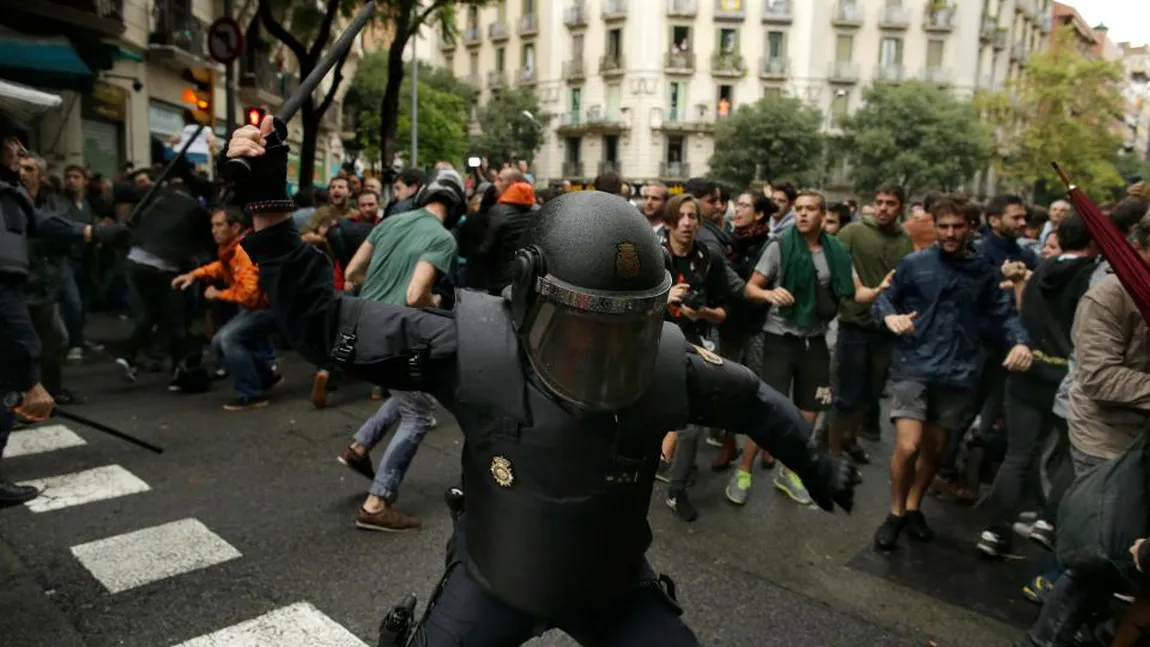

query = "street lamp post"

[{"left": 410, "top": 33, "right": 419, "bottom": 168}]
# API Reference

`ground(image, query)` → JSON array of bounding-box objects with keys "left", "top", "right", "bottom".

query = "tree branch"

[
  {"left": 308, "top": 0, "right": 341, "bottom": 62},
  {"left": 316, "top": 45, "right": 352, "bottom": 117},
  {"left": 406, "top": 0, "right": 451, "bottom": 41},
  {"left": 258, "top": 0, "right": 307, "bottom": 64}
]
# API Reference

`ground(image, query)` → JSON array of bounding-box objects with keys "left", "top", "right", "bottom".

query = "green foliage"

[
  {"left": 350, "top": 51, "right": 473, "bottom": 167},
  {"left": 468, "top": 87, "right": 550, "bottom": 165},
  {"left": 1112, "top": 152, "right": 1150, "bottom": 198},
  {"left": 976, "top": 26, "right": 1126, "bottom": 195},
  {"left": 707, "top": 96, "right": 825, "bottom": 189},
  {"left": 839, "top": 80, "right": 992, "bottom": 196}
]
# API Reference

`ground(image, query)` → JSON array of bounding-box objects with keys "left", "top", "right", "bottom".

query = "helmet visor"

[{"left": 525, "top": 274, "right": 670, "bottom": 411}]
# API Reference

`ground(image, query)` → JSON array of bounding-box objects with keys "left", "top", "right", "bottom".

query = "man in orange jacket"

[{"left": 172, "top": 207, "right": 281, "bottom": 411}]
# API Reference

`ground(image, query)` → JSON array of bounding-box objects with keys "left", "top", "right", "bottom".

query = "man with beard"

[
  {"left": 642, "top": 181, "right": 669, "bottom": 235},
  {"left": 873, "top": 196, "right": 1031, "bottom": 551}
]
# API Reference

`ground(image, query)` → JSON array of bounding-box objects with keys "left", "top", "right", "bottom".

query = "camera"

[{"left": 681, "top": 289, "right": 706, "bottom": 310}]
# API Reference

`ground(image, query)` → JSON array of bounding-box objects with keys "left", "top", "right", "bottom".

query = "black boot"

[{"left": 0, "top": 480, "right": 40, "bottom": 508}]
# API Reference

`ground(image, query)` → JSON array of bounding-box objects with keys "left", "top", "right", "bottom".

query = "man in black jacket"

[{"left": 470, "top": 170, "right": 537, "bottom": 296}]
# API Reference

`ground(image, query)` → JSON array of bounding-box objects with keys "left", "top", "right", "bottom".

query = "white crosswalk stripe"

[
  {"left": 70, "top": 518, "right": 243, "bottom": 594},
  {"left": 4, "top": 424, "right": 87, "bottom": 458},
  {"left": 19, "top": 464, "right": 151, "bottom": 513},
  {"left": 170, "top": 602, "right": 369, "bottom": 647}
]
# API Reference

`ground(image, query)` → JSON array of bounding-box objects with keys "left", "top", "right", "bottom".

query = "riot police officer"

[
  {"left": 0, "top": 108, "right": 128, "bottom": 508},
  {"left": 227, "top": 117, "right": 856, "bottom": 646}
]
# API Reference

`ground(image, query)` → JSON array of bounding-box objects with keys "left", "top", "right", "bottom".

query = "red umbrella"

[{"left": 1052, "top": 162, "right": 1150, "bottom": 323}]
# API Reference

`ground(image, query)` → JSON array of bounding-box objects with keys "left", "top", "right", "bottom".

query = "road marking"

[
  {"left": 20, "top": 464, "right": 151, "bottom": 513},
  {"left": 71, "top": 518, "right": 242, "bottom": 594},
  {"left": 5, "top": 424, "right": 87, "bottom": 458},
  {"left": 171, "top": 602, "right": 368, "bottom": 647}
]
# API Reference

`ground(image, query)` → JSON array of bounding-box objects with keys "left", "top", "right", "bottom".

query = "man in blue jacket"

[{"left": 872, "top": 195, "right": 1032, "bottom": 552}]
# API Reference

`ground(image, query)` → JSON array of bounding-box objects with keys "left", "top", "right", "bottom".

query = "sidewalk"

[{"left": 0, "top": 535, "right": 87, "bottom": 647}]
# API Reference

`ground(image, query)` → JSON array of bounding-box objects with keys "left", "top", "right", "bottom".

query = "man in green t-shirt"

[{"left": 336, "top": 170, "right": 463, "bottom": 533}]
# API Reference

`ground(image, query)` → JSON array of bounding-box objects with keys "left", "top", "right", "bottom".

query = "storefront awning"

[
  {"left": 112, "top": 46, "right": 145, "bottom": 63},
  {"left": 0, "top": 35, "right": 93, "bottom": 90},
  {"left": 0, "top": 79, "right": 63, "bottom": 126}
]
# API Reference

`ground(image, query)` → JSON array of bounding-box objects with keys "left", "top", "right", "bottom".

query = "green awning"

[
  {"left": 0, "top": 35, "right": 93, "bottom": 91},
  {"left": 113, "top": 46, "right": 145, "bottom": 63}
]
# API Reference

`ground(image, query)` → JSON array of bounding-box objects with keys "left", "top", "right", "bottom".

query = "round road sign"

[{"left": 207, "top": 18, "right": 244, "bottom": 65}]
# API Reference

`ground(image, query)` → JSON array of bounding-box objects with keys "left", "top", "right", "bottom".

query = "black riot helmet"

[
  {"left": 510, "top": 191, "right": 672, "bottom": 411},
  {"left": 413, "top": 168, "right": 466, "bottom": 228}
]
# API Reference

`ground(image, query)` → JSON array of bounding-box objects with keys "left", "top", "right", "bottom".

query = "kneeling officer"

[{"left": 227, "top": 116, "right": 857, "bottom": 646}]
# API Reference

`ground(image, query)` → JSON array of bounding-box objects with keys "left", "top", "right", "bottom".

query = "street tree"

[
  {"left": 469, "top": 86, "right": 550, "bottom": 166},
  {"left": 839, "top": 80, "right": 992, "bottom": 196},
  {"left": 349, "top": 51, "right": 473, "bottom": 169},
  {"left": 708, "top": 95, "right": 825, "bottom": 189},
  {"left": 977, "top": 26, "right": 1126, "bottom": 195}
]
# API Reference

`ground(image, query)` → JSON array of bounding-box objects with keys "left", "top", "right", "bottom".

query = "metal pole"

[
  {"left": 224, "top": 0, "right": 236, "bottom": 136},
  {"left": 128, "top": 123, "right": 206, "bottom": 223},
  {"left": 410, "top": 32, "right": 418, "bottom": 168}
]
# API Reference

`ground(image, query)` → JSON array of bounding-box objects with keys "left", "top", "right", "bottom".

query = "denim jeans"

[
  {"left": 58, "top": 261, "right": 85, "bottom": 348},
  {"left": 210, "top": 309, "right": 278, "bottom": 398},
  {"left": 985, "top": 386, "right": 1056, "bottom": 530},
  {"left": 354, "top": 390, "right": 435, "bottom": 502}
]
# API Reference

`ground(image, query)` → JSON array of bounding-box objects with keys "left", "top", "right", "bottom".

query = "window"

[
  {"left": 669, "top": 81, "right": 685, "bottom": 120},
  {"left": 718, "top": 28, "right": 739, "bottom": 55},
  {"left": 666, "top": 135, "right": 684, "bottom": 164},
  {"left": 522, "top": 43, "right": 535, "bottom": 70},
  {"left": 572, "top": 33, "right": 584, "bottom": 58},
  {"left": 565, "top": 137, "right": 581, "bottom": 163},
  {"left": 879, "top": 37, "right": 903, "bottom": 65},
  {"left": 570, "top": 88, "right": 582, "bottom": 119},
  {"left": 523, "top": 0, "right": 535, "bottom": 13},
  {"left": 718, "top": 85, "right": 734, "bottom": 117},
  {"left": 496, "top": 47, "right": 506, "bottom": 72},
  {"left": 607, "top": 28, "right": 622, "bottom": 59},
  {"left": 469, "top": 52, "right": 479, "bottom": 76},
  {"left": 831, "top": 91, "right": 849, "bottom": 125},
  {"left": 604, "top": 135, "right": 619, "bottom": 163},
  {"left": 445, "top": 54, "right": 454, "bottom": 71},
  {"left": 763, "top": 87, "right": 783, "bottom": 99},
  {"left": 606, "top": 84, "right": 621, "bottom": 117},
  {"left": 672, "top": 26, "right": 691, "bottom": 52},
  {"left": 467, "top": 6, "right": 478, "bottom": 29},
  {"left": 926, "top": 39, "right": 944, "bottom": 68},
  {"left": 719, "top": 0, "right": 742, "bottom": 9},
  {"left": 767, "top": 31, "right": 786, "bottom": 59},
  {"left": 835, "top": 34, "right": 853, "bottom": 62},
  {"left": 497, "top": 0, "right": 506, "bottom": 20}
]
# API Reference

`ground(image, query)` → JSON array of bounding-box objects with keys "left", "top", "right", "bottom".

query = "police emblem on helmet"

[
  {"left": 490, "top": 456, "right": 514, "bottom": 487},
  {"left": 615, "top": 242, "right": 641, "bottom": 279}
]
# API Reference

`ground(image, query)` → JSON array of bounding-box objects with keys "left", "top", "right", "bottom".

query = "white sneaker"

[{"left": 66, "top": 347, "right": 83, "bottom": 362}]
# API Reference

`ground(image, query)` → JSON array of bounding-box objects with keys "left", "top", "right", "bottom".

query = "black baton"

[
  {"left": 223, "top": 0, "right": 378, "bottom": 184},
  {"left": 129, "top": 123, "right": 207, "bottom": 224},
  {"left": 4, "top": 392, "right": 165, "bottom": 454}
]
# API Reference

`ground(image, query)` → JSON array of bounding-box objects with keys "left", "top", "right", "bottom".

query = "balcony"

[
  {"left": 762, "top": 0, "right": 792, "bottom": 23},
  {"left": 1011, "top": 42, "right": 1028, "bottom": 63},
  {"left": 602, "top": 0, "right": 627, "bottom": 21},
  {"left": 714, "top": 0, "right": 745, "bottom": 21},
  {"left": 832, "top": 2, "right": 863, "bottom": 27},
  {"left": 667, "top": 0, "right": 696, "bottom": 18},
  {"left": 923, "top": 5, "right": 956, "bottom": 32},
  {"left": 660, "top": 161, "right": 691, "bottom": 179},
  {"left": 558, "top": 106, "right": 628, "bottom": 135},
  {"left": 878, "top": 6, "right": 908, "bottom": 29},
  {"left": 518, "top": 14, "right": 538, "bottom": 37},
  {"left": 517, "top": 67, "right": 536, "bottom": 86},
  {"left": 564, "top": 1, "right": 587, "bottom": 27},
  {"left": 760, "top": 56, "right": 789, "bottom": 80},
  {"left": 438, "top": 33, "right": 456, "bottom": 51},
  {"left": 239, "top": 56, "right": 299, "bottom": 106},
  {"left": 562, "top": 161, "right": 584, "bottom": 177},
  {"left": 598, "top": 160, "right": 622, "bottom": 175},
  {"left": 563, "top": 59, "right": 586, "bottom": 82},
  {"left": 488, "top": 21, "right": 509, "bottom": 41},
  {"left": 711, "top": 53, "right": 747, "bottom": 78},
  {"left": 980, "top": 15, "right": 997, "bottom": 41},
  {"left": 1040, "top": 13, "right": 1051, "bottom": 33},
  {"left": 148, "top": 0, "right": 209, "bottom": 68},
  {"left": 463, "top": 26, "right": 482, "bottom": 46},
  {"left": 922, "top": 66, "right": 950, "bottom": 85},
  {"left": 487, "top": 70, "right": 507, "bottom": 89},
  {"left": 465, "top": 73, "right": 482, "bottom": 88},
  {"left": 657, "top": 108, "right": 715, "bottom": 134},
  {"left": 5, "top": 0, "right": 126, "bottom": 38},
  {"left": 828, "top": 60, "right": 860, "bottom": 83},
  {"left": 875, "top": 63, "right": 904, "bottom": 83},
  {"left": 994, "top": 28, "right": 1008, "bottom": 50},
  {"left": 664, "top": 51, "right": 696, "bottom": 74},
  {"left": 600, "top": 54, "right": 625, "bottom": 77}
]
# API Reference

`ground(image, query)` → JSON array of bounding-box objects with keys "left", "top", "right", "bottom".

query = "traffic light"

[
  {"left": 246, "top": 106, "right": 267, "bottom": 127},
  {"left": 180, "top": 67, "right": 214, "bottom": 126}
]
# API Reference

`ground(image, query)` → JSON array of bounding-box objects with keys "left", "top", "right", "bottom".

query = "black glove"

[
  {"left": 92, "top": 222, "right": 132, "bottom": 246},
  {"left": 222, "top": 119, "right": 290, "bottom": 208},
  {"left": 805, "top": 454, "right": 857, "bottom": 513}
]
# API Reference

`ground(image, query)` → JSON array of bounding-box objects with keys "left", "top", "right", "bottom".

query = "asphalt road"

[{"left": 0, "top": 319, "right": 1037, "bottom": 647}]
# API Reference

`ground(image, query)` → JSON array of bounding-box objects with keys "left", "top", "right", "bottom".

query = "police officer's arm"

[
  {"left": 684, "top": 347, "right": 854, "bottom": 513},
  {"left": 0, "top": 283, "right": 41, "bottom": 394}
]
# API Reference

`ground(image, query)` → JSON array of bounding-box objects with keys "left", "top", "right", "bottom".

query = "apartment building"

[
  {"left": 433, "top": 0, "right": 1049, "bottom": 188},
  {"left": 0, "top": 0, "right": 359, "bottom": 188},
  {"left": 1121, "top": 43, "right": 1150, "bottom": 160}
]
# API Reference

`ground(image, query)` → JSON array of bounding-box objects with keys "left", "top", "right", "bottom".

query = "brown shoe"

[
  {"left": 310, "top": 370, "right": 329, "bottom": 409},
  {"left": 337, "top": 445, "right": 375, "bottom": 480},
  {"left": 355, "top": 505, "right": 421, "bottom": 532}
]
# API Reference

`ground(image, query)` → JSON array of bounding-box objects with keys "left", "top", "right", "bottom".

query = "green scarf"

[{"left": 778, "top": 225, "right": 856, "bottom": 328}]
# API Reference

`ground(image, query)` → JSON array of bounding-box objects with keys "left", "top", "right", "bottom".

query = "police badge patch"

[
  {"left": 691, "top": 344, "right": 723, "bottom": 366},
  {"left": 615, "top": 242, "right": 641, "bottom": 279},
  {"left": 490, "top": 456, "right": 515, "bottom": 487}
]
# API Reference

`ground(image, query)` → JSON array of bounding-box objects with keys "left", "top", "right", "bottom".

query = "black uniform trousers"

[{"left": 411, "top": 516, "right": 701, "bottom": 647}]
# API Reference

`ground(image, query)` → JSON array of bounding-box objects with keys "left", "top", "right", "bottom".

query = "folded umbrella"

[{"left": 1052, "top": 163, "right": 1150, "bottom": 323}]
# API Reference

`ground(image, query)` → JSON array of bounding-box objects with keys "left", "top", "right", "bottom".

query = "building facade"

[
  {"left": 1121, "top": 43, "right": 1149, "bottom": 160},
  {"left": 433, "top": 0, "right": 1049, "bottom": 188}
]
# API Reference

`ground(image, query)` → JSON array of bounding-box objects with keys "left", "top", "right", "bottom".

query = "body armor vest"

[
  {"left": 0, "top": 183, "right": 33, "bottom": 278},
  {"left": 452, "top": 291, "right": 689, "bottom": 621}
]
